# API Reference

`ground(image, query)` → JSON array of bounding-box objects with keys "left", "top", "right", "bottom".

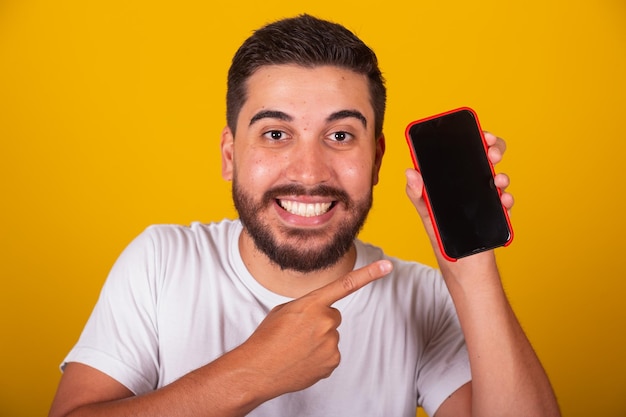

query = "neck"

[{"left": 238, "top": 229, "right": 357, "bottom": 298}]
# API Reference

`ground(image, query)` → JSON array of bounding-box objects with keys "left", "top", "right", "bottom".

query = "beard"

[{"left": 232, "top": 176, "right": 373, "bottom": 273}]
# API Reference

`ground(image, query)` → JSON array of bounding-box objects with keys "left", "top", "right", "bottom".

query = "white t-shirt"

[{"left": 63, "top": 220, "right": 470, "bottom": 416}]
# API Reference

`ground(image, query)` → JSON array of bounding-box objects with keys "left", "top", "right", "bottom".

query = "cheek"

[
  {"left": 236, "top": 151, "right": 285, "bottom": 188},
  {"left": 339, "top": 158, "right": 376, "bottom": 193}
]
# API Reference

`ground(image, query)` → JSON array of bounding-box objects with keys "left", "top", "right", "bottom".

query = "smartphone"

[{"left": 405, "top": 107, "right": 513, "bottom": 261}]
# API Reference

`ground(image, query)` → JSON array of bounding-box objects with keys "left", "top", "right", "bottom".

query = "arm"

[
  {"left": 432, "top": 251, "right": 560, "bottom": 417},
  {"left": 406, "top": 133, "right": 560, "bottom": 417},
  {"left": 49, "top": 348, "right": 276, "bottom": 417},
  {"left": 49, "top": 261, "right": 393, "bottom": 417}
]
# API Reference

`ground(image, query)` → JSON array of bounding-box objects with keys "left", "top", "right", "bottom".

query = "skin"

[
  {"left": 48, "top": 64, "right": 560, "bottom": 417},
  {"left": 221, "top": 64, "right": 384, "bottom": 297}
]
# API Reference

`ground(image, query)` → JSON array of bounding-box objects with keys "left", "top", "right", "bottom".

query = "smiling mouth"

[{"left": 278, "top": 199, "right": 334, "bottom": 217}]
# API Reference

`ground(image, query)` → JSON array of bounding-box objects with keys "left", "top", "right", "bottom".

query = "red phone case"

[{"left": 404, "top": 107, "right": 513, "bottom": 262}]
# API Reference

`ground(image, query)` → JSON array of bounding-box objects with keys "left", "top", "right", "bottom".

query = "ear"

[
  {"left": 372, "top": 134, "right": 385, "bottom": 185},
  {"left": 221, "top": 126, "right": 235, "bottom": 181}
]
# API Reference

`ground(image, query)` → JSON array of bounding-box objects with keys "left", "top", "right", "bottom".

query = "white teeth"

[{"left": 279, "top": 200, "right": 332, "bottom": 217}]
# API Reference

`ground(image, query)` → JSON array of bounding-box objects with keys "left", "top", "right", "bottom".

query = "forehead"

[{"left": 240, "top": 64, "right": 374, "bottom": 121}]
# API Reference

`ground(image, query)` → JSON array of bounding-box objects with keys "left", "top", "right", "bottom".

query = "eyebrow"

[
  {"left": 249, "top": 110, "right": 293, "bottom": 126},
  {"left": 327, "top": 110, "right": 367, "bottom": 129},
  {"left": 248, "top": 109, "right": 368, "bottom": 128}
]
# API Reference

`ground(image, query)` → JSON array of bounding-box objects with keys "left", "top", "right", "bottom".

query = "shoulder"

[
  {"left": 354, "top": 240, "right": 454, "bottom": 314},
  {"left": 355, "top": 239, "right": 443, "bottom": 288},
  {"left": 131, "top": 219, "right": 242, "bottom": 256},
  {"left": 142, "top": 219, "right": 241, "bottom": 243},
  {"left": 107, "top": 219, "right": 242, "bottom": 285}
]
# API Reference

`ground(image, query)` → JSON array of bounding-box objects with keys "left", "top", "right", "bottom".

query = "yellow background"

[{"left": 1, "top": 1, "right": 624, "bottom": 416}]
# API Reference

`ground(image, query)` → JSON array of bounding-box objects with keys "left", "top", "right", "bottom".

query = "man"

[{"left": 49, "top": 14, "right": 560, "bottom": 417}]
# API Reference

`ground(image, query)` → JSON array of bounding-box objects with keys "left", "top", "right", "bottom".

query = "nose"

[{"left": 284, "top": 139, "right": 332, "bottom": 185}]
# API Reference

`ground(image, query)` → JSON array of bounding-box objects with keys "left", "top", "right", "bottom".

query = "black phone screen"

[{"left": 406, "top": 108, "right": 512, "bottom": 259}]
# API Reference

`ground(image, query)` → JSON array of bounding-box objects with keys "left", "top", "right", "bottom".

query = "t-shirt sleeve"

[
  {"left": 415, "top": 268, "right": 472, "bottom": 417},
  {"left": 61, "top": 227, "right": 162, "bottom": 395}
]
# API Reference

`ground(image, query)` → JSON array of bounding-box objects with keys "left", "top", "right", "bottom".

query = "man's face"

[{"left": 221, "top": 64, "right": 384, "bottom": 273}]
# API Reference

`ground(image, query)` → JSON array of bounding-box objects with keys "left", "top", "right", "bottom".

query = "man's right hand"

[{"left": 237, "top": 259, "right": 393, "bottom": 398}]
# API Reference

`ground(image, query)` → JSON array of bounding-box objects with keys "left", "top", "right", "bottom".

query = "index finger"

[{"left": 310, "top": 260, "right": 393, "bottom": 306}]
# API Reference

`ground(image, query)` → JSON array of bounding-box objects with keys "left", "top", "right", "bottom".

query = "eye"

[
  {"left": 263, "top": 130, "right": 285, "bottom": 141},
  {"left": 329, "top": 131, "right": 352, "bottom": 142}
]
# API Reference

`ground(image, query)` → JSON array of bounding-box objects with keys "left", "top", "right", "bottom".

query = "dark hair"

[{"left": 226, "top": 14, "right": 386, "bottom": 138}]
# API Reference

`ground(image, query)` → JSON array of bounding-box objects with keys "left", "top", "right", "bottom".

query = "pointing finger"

[{"left": 309, "top": 260, "right": 393, "bottom": 306}]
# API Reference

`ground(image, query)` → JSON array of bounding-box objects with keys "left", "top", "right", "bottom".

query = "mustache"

[{"left": 262, "top": 184, "right": 351, "bottom": 207}]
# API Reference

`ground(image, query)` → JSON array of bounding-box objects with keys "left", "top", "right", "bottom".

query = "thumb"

[
  {"left": 405, "top": 168, "right": 428, "bottom": 218},
  {"left": 405, "top": 168, "right": 439, "bottom": 246}
]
